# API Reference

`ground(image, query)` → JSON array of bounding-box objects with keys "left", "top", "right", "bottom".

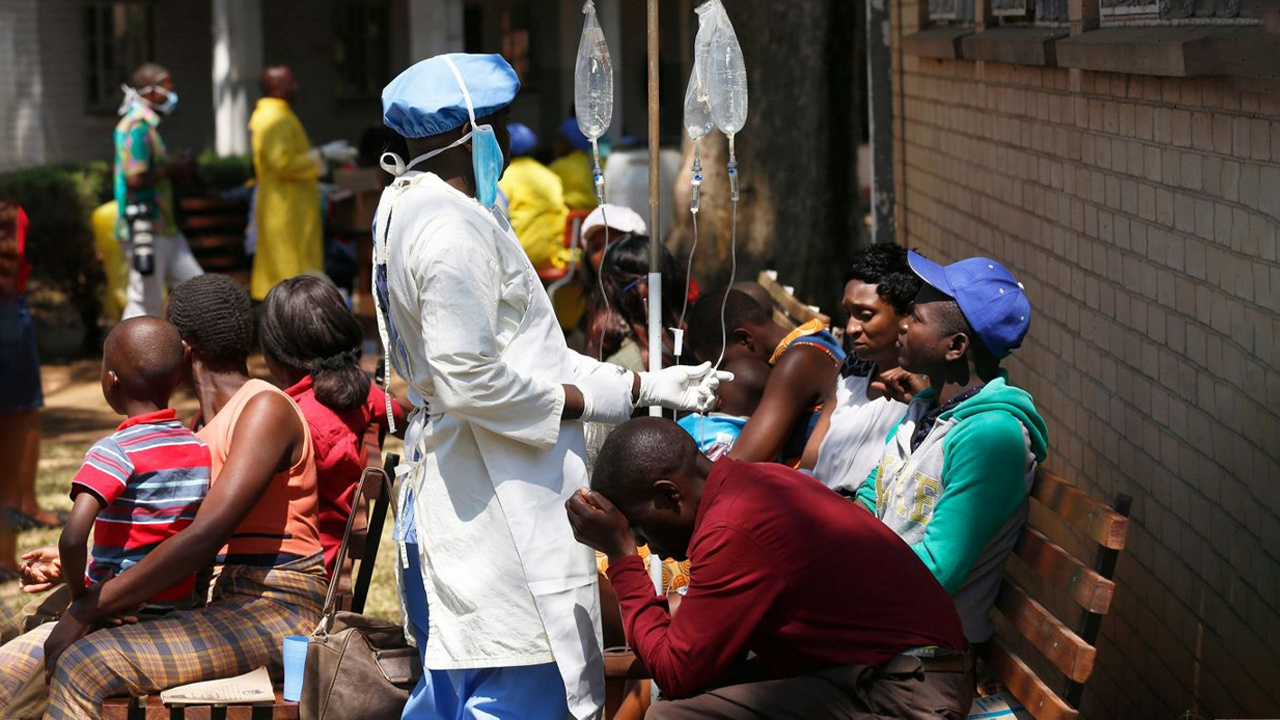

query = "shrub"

[{"left": 0, "top": 162, "right": 111, "bottom": 348}]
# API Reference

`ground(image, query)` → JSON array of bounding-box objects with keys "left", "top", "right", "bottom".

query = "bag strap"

[
  {"left": 351, "top": 451, "right": 400, "bottom": 614},
  {"left": 316, "top": 464, "right": 397, "bottom": 634}
]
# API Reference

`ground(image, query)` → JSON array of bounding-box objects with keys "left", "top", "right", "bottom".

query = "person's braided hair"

[
  {"left": 260, "top": 275, "right": 368, "bottom": 411},
  {"left": 167, "top": 274, "right": 254, "bottom": 367}
]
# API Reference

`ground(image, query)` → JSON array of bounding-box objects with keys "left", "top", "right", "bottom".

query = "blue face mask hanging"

[{"left": 378, "top": 56, "right": 504, "bottom": 210}]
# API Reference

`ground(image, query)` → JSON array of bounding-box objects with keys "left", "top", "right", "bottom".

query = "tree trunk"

[{"left": 665, "top": 0, "right": 866, "bottom": 316}]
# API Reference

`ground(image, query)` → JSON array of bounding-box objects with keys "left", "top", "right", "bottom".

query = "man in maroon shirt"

[{"left": 566, "top": 417, "right": 972, "bottom": 718}]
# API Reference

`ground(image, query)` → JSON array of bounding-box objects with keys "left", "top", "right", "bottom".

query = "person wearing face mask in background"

[
  {"left": 114, "top": 63, "right": 203, "bottom": 319},
  {"left": 372, "top": 53, "right": 731, "bottom": 719}
]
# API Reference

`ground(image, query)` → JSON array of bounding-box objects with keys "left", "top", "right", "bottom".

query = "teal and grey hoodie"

[{"left": 854, "top": 372, "right": 1048, "bottom": 643}]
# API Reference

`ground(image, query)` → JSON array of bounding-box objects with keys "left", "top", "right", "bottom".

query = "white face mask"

[{"left": 118, "top": 78, "right": 176, "bottom": 116}]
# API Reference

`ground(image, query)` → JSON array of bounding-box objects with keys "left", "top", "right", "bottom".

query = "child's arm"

[{"left": 58, "top": 492, "right": 105, "bottom": 601}]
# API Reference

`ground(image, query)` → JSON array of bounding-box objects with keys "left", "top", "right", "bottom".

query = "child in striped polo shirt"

[{"left": 59, "top": 316, "right": 211, "bottom": 614}]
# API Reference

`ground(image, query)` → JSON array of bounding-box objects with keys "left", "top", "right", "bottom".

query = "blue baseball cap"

[
  {"left": 382, "top": 53, "right": 519, "bottom": 139},
  {"left": 508, "top": 122, "right": 537, "bottom": 156},
  {"left": 558, "top": 117, "right": 592, "bottom": 152},
  {"left": 907, "top": 251, "right": 1030, "bottom": 359}
]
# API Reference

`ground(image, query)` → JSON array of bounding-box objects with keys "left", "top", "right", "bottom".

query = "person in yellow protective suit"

[
  {"left": 91, "top": 201, "right": 129, "bottom": 322},
  {"left": 248, "top": 65, "right": 324, "bottom": 301},
  {"left": 548, "top": 118, "right": 598, "bottom": 212},
  {"left": 496, "top": 123, "right": 570, "bottom": 271}
]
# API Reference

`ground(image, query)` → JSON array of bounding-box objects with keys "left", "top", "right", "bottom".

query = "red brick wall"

[{"left": 890, "top": 2, "right": 1280, "bottom": 717}]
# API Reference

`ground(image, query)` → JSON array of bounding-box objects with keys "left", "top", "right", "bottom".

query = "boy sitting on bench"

[{"left": 0, "top": 317, "right": 210, "bottom": 717}]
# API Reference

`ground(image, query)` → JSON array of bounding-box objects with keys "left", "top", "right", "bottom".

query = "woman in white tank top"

[{"left": 801, "top": 245, "right": 928, "bottom": 494}]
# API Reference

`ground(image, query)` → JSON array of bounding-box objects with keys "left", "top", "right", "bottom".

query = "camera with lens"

[{"left": 123, "top": 200, "right": 156, "bottom": 276}]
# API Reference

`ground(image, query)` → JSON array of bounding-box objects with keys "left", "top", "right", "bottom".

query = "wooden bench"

[
  {"left": 178, "top": 196, "right": 250, "bottom": 286},
  {"left": 102, "top": 691, "right": 295, "bottom": 720},
  {"left": 601, "top": 468, "right": 1131, "bottom": 720},
  {"left": 982, "top": 470, "right": 1131, "bottom": 719},
  {"left": 756, "top": 269, "right": 831, "bottom": 330}
]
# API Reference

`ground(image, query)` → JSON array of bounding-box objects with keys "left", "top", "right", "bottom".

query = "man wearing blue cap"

[
  {"left": 496, "top": 122, "right": 571, "bottom": 271},
  {"left": 854, "top": 253, "right": 1048, "bottom": 647},
  {"left": 372, "top": 54, "right": 729, "bottom": 719}
]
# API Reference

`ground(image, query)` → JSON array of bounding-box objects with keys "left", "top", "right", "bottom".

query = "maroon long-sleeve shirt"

[{"left": 606, "top": 458, "right": 965, "bottom": 699}]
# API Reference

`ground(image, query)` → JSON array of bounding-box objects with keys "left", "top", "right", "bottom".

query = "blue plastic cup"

[{"left": 282, "top": 635, "right": 309, "bottom": 702}]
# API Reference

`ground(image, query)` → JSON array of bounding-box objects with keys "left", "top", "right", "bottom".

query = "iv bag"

[
  {"left": 702, "top": 0, "right": 748, "bottom": 136},
  {"left": 574, "top": 0, "right": 613, "bottom": 141},
  {"left": 683, "top": 70, "right": 713, "bottom": 141},
  {"left": 683, "top": 3, "right": 716, "bottom": 141}
]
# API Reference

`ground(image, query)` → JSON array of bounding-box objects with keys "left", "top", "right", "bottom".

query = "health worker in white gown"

[{"left": 372, "top": 54, "right": 729, "bottom": 719}]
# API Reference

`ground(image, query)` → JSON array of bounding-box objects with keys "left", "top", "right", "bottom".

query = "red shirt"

[
  {"left": 606, "top": 458, "right": 965, "bottom": 699},
  {"left": 284, "top": 376, "right": 405, "bottom": 575}
]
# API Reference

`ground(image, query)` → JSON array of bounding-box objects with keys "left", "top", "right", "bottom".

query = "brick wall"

[{"left": 889, "top": 2, "right": 1280, "bottom": 717}]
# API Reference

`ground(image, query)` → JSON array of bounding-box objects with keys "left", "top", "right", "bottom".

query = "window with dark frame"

[
  {"left": 1100, "top": 0, "right": 1257, "bottom": 23},
  {"left": 83, "top": 0, "right": 155, "bottom": 114},
  {"left": 992, "top": 0, "right": 1069, "bottom": 23},
  {"left": 928, "top": 0, "right": 977, "bottom": 23},
  {"left": 334, "top": 0, "right": 392, "bottom": 101}
]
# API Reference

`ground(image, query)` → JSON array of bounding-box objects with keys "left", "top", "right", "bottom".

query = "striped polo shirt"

[{"left": 70, "top": 408, "right": 211, "bottom": 608}]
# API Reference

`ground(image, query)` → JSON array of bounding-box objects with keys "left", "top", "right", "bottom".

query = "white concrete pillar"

[
  {"left": 407, "top": 0, "right": 464, "bottom": 62},
  {"left": 211, "top": 0, "right": 262, "bottom": 157}
]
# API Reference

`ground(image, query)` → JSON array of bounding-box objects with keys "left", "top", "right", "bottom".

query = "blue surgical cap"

[
  {"left": 559, "top": 118, "right": 592, "bottom": 152},
  {"left": 382, "top": 53, "right": 520, "bottom": 139},
  {"left": 508, "top": 122, "right": 537, "bottom": 156}
]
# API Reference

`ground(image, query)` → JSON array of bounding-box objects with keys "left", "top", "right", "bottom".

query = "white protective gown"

[{"left": 374, "top": 171, "right": 612, "bottom": 718}]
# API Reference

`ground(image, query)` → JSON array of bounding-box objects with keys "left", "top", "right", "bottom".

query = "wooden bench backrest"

[
  {"left": 988, "top": 468, "right": 1131, "bottom": 720},
  {"left": 179, "top": 196, "right": 250, "bottom": 285},
  {"left": 755, "top": 270, "right": 831, "bottom": 330}
]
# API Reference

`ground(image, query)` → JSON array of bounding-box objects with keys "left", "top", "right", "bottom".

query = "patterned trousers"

[{"left": 43, "top": 556, "right": 325, "bottom": 719}]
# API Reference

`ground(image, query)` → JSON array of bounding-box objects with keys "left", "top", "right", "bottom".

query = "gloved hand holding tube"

[
  {"left": 639, "top": 362, "right": 734, "bottom": 413},
  {"left": 576, "top": 362, "right": 735, "bottom": 424}
]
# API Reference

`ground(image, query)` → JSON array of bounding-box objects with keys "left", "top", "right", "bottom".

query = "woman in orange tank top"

[{"left": 40, "top": 275, "right": 328, "bottom": 718}]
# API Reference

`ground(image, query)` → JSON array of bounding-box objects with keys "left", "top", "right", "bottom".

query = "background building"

[
  {"left": 0, "top": 0, "right": 703, "bottom": 171},
  {"left": 886, "top": 0, "right": 1280, "bottom": 716}
]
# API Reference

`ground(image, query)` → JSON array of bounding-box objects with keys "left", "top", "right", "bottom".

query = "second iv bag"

[
  {"left": 702, "top": 0, "right": 748, "bottom": 136},
  {"left": 574, "top": 0, "right": 613, "bottom": 142}
]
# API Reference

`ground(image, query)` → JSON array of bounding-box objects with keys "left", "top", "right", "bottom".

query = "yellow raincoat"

[
  {"left": 497, "top": 156, "right": 569, "bottom": 270},
  {"left": 548, "top": 150, "right": 598, "bottom": 211},
  {"left": 248, "top": 97, "right": 322, "bottom": 300}
]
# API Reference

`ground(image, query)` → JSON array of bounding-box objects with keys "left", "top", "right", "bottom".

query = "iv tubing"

[{"left": 715, "top": 135, "right": 740, "bottom": 370}]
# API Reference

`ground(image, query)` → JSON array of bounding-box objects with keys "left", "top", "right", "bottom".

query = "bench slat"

[
  {"left": 995, "top": 579, "right": 1096, "bottom": 683},
  {"left": 604, "top": 649, "right": 650, "bottom": 680},
  {"left": 756, "top": 270, "right": 831, "bottom": 328},
  {"left": 986, "top": 640, "right": 1080, "bottom": 720},
  {"left": 1031, "top": 471, "right": 1129, "bottom": 550},
  {"left": 1014, "top": 526, "right": 1116, "bottom": 615}
]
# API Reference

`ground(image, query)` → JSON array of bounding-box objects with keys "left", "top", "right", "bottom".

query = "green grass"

[{"left": 1, "top": 438, "right": 404, "bottom": 634}]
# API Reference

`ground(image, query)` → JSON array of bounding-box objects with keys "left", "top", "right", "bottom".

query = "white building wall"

[{"left": 0, "top": 0, "right": 47, "bottom": 171}]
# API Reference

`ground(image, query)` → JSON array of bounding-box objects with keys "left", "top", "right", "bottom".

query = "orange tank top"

[{"left": 197, "top": 379, "right": 322, "bottom": 565}]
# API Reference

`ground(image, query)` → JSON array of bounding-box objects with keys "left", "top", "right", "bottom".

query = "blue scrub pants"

[{"left": 401, "top": 542, "right": 569, "bottom": 719}]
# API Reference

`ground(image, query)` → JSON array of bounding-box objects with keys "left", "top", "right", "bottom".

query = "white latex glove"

[
  {"left": 307, "top": 148, "right": 326, "bottom": 174},
  {"left": 577, "top": 366, "right": 637, "bottom": 425},
  {"left": 319, "top": 140, "right": 357, "bottom": 163},
  {"left": 638, "top": 362, "right": 735, "bottom": 413}
]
